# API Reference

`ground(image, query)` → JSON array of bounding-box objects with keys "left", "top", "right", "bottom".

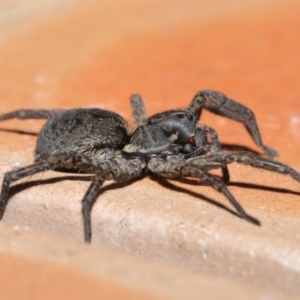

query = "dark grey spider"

[{"left": 0, "top": 90, "right": 299, "bottom": 242}]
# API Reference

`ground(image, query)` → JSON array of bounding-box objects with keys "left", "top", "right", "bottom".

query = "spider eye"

[
  {"left": 178, "top": 114, "right": 184, "bottom": 119},
  {"left": 188, "top": 114, "right": 194, "bottom": 121}
]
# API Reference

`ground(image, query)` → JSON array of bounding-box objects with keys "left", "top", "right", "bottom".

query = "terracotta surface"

[
  {"left": 0, "top": 0, "right": 300, "bottom": 298},
  {"left": 0, "top": 230, "right": 161, "bottom": 300},
  {"left": 1, "top": 222, "right": 297, "bottom": 300}
]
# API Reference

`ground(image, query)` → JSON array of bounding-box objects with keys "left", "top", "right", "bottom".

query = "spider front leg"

[
  {"left": 188, "top": 90, "right": 278, "bottom": 159},
  {"left": 186, "top": 126, "right": 230, "bottom": 183},
  {"left": 188, "top": 151, "right": 300, "bottom": 183},
  {"left": 148, "top": 157, "right": 259, "bottom": 225},
  {"left": 181, "top": 165, "right": 259, "bottom": 224},
  {"left": 0, "top": 161, "right": 51, "bottom": 219}
]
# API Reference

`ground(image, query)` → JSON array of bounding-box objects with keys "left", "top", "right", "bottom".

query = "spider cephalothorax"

[{"left": 0, "top": 90, "right": 299, "bottom": 242}]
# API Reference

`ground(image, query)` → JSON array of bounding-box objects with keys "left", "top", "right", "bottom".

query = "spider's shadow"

[
  {"left": 7, "top": 175, "right": 139, "bottom": 202},
  {"left": 169, "top": 176, "right": 300, "bottom": 196},
  {"left": 150, "top": 175, "right": 300, "bottom": 225},
  {"left": 0, "top": 128, "right": 39, "bottom": 136},
  {"left": 219, "top": 143, "right": 261, "bottom": 154},
  {"left": 7, "top": 171, "right": 299, "bottom": 228}
]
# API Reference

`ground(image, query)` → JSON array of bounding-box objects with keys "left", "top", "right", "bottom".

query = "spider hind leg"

[{"left": 0, "top": 109, "right": 55, "bottom": 121}]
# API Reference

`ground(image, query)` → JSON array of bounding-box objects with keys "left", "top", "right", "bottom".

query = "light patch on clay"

[
  {"left": 35, "top": 74, "right": 47, "bottom": 85},
  {"left": 9, "top": 156, "right": 22, "bottom": 167},
  {"left": 289, "top": 115, "right": 300, "bottom": 136}
]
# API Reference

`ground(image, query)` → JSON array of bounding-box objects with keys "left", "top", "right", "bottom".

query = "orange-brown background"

[{"left": 0, "top": 0, "right": 300, "bottom": 299}]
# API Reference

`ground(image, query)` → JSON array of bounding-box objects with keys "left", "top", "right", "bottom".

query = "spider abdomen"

[{"left": 35, "top": 108, "right": 128, "bottom": 160}]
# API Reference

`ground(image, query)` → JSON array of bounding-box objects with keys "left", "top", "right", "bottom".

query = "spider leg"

[
  {"left": 187, "top": 151, "right": 300, "bottom": 183},
  {"left": 81, "top": 178, "right": 104, "bottom": 242},
  {"left": 68, "top": 155, "right": 146, "bottom": 242},
  {"left": 198, "top": 125, "right": 230, "bottom": 183},
  {"left": 186, "top": 126, "right": 230, "bottom": 183},
  {"left": 0, "top": 161, "right": 50, "bottom": 219},
  {"left": 181, "top": 165, "right": 257, "bottom": 223},
  {"left": 0, "top": 109, "right": 57, "bottom": 121},
  {"left": 148, "top": 157, "right": 259, "bottom": 225},
  {"left": 188, "top": 90, "right": 278, "bottom": 159},
  {"left": 130, "top": 94, "right": 147, "bottom": 127}
]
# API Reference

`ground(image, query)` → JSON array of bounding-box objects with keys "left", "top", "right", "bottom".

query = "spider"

[{"left": 0, "top": 90, "right": 299, "bottom": 242}]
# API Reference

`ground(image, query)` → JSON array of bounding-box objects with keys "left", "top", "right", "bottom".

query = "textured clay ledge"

[
  {"left": 0, "top": 222, "right": 295, "bottom": 300},
  {"left": 0, "top": 0, "right": 300, "bottom": 298}
]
